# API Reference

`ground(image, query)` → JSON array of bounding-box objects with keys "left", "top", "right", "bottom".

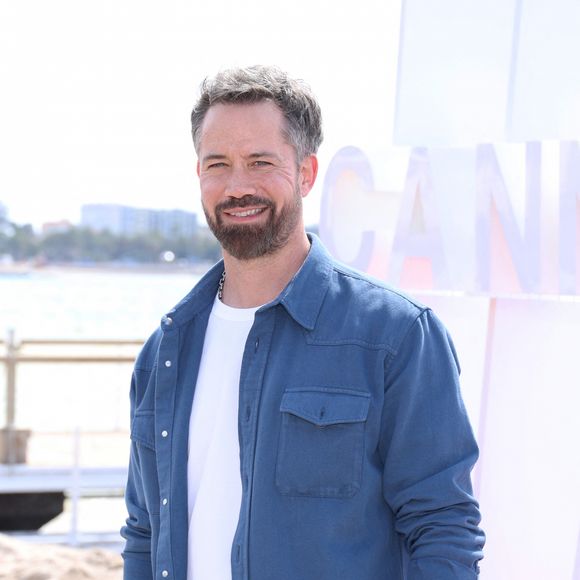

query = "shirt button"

[
  {"left": 162, "top": 571, "right": 169, "bottom": 578},
  {"left": 164, "top": 316, "right": 173, "bottom": 325},
  {"left": 161, "top": 430, "right": 168, "bottom": 438},
  {"left": 254, "top": 338, "right": 259, "bottom": 352},
  {"left": 162, "top": 498, "right": 168, "bottom": 506},
  {"left": 165, "top": 360, "right": 172, "bottom": 368}
]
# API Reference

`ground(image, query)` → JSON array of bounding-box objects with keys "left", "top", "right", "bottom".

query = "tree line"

[{"left": 0, "top": 221, "right": 222, "bottom": 264}]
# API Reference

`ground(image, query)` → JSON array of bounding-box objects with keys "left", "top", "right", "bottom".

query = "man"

[{"left": 121, "top": 65, "right": 484, "bottom": 580}]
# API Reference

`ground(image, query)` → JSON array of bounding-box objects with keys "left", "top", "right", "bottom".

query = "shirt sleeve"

[
  {"left": 381, "top": 308, "right": 485, "bottom": 579},
  {"left": 120, "top": 371, "right": 154, "bottom": 580}
]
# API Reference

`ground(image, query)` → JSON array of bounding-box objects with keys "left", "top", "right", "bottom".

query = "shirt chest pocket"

[{"left": 275, "top": 388, "right": 370, "bottom": 499}]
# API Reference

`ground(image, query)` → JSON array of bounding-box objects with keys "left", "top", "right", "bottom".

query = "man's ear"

[{"left": 299, "top": 155, "right": 318, "bottom": 198}]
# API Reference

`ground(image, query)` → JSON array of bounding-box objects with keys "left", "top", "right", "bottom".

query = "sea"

[{"left": 0, "top": 267, "right": 203, "bottom": 341}]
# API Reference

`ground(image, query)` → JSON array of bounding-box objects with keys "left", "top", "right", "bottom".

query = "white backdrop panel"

[{"left": 476, "top": 298, "right": 580, "bottom": 579}]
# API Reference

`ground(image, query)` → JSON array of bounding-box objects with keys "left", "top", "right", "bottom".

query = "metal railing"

[
  {"left": 0, "top": 330, "right": 143, "bottom": 546},
  {"left": 0, "top": 329, "right": 142, "bottom": 465}
]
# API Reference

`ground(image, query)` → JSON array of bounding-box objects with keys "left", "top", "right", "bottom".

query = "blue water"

[{"left": 0, "top": 268, "right": 202, "bottom": 340}]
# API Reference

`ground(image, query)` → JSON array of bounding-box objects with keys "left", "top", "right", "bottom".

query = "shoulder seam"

[
  {"left": 331, "top": 265, "right": 426, "bottom": 312},
  {"left": 391, "top": 307, "right": 433, "bottom": 357}
]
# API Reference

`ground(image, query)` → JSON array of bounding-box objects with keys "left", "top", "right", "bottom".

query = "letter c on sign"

[{"left": 319, "top": 146, "right": 375, "bottom": 270}]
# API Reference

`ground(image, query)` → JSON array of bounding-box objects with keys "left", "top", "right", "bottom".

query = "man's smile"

[{"left": 221, "top": 206, "right": 270, "bottom": 222}]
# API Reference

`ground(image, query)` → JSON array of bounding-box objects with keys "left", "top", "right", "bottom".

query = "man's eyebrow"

[
  {"left": 201, "top": 151, "right": 282, "bottom": 164},
  {"left": 247, "top": 151, "right": 281, "bottom": 160},
  {"left": 201, "top": 153, "right": 227, "bottom": 164}
]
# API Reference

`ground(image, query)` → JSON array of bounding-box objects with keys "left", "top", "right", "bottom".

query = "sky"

[{"left": 0, "top": 0, "right": 402, "bottom": 228}]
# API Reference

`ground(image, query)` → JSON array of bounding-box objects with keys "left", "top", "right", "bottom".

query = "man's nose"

[{"left": 224, "top": 168, "right": 257, "bottom": 198}]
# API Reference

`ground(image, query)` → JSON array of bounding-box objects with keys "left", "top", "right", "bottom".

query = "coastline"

[{"left": 0, "top": 260, "right": 215, "bottom": 276}]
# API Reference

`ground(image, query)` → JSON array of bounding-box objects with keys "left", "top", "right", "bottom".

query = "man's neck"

[{"left": 219, "top": 232, "right": 311, "bottom": 308}]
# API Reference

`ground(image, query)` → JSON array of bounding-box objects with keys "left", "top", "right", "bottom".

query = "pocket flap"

[
  {"left": 280, "top": 388, "right": 370, "bottom": 427},
  {"left": 130, "top": 413, "right": 155, "bottom": 450}
]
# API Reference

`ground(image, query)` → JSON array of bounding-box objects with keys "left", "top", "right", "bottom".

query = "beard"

[{"left": 203, "top": 189, "right": 303, "bottom": 261}]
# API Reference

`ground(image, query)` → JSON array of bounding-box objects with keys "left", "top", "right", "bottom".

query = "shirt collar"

[
  {"left": 163, "top": 233, "right": 333, "bottom": 331},
  {"left": 266, "top": 233, "right": 332, "bottom": 330}
]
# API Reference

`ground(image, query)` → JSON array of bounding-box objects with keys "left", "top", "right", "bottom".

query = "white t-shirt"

[{"left": 187, "top": 295, "right": 258, "bottom": 580}]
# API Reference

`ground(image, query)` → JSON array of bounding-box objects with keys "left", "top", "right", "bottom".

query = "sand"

[{"left": 0, "top": 534, "right": 122, "bottom": 580}]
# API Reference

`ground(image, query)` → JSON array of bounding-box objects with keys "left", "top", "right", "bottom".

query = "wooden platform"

[{"left": 0, "top": 465, "right": 128, "bottom": 494}]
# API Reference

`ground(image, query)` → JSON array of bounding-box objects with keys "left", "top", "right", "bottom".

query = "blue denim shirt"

[{"left": 121, "top": 234, "right": 484, "bottom": 580}]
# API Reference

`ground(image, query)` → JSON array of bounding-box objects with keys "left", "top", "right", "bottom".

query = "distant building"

[
  {"left": 42, "top": 220, "right": 73, "bottom": 235},
  {"left": 81, "top": 204, "right": 198, "bottom": 239}
]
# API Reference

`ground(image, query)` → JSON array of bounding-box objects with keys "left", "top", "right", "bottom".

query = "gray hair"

[{"left": 191, "top": 65, "right": 323, "bottom": 162}]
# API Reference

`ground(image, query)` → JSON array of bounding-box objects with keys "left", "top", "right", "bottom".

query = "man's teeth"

[{"left": 231, "top": 208, "right": 263, "bottom": 217}]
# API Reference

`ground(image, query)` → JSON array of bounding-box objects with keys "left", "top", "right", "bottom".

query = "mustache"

[{"left": 216, "top": 195, "right": 274, "bottom": 212}]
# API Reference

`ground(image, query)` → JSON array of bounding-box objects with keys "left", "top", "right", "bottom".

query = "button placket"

[
  {"left": 155, "top": 328, "right": 179, "bottom": 580},
  {"left": 235, "top": 312, "right": 275, "bottom": 578}
]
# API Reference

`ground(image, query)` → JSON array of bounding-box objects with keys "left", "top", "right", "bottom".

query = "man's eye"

[
  {"left": 252, "top": 160, "right": 272, "bottom": 167},
  {"left": 207, "top": 162, "right": 227, "bottom": 169}
]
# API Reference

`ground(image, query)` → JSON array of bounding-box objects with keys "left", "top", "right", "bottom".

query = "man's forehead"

[{"left": 198, "top": 101, "right": 291, "bottom": 152}]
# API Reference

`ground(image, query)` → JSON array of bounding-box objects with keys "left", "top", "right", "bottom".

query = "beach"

[{"left": 0, "top": 533, "right": 122, "bottom": 580}]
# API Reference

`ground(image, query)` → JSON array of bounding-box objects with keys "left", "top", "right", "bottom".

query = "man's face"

[{"left": 197, "top": 101, "right": 314, "bottom": 260}]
